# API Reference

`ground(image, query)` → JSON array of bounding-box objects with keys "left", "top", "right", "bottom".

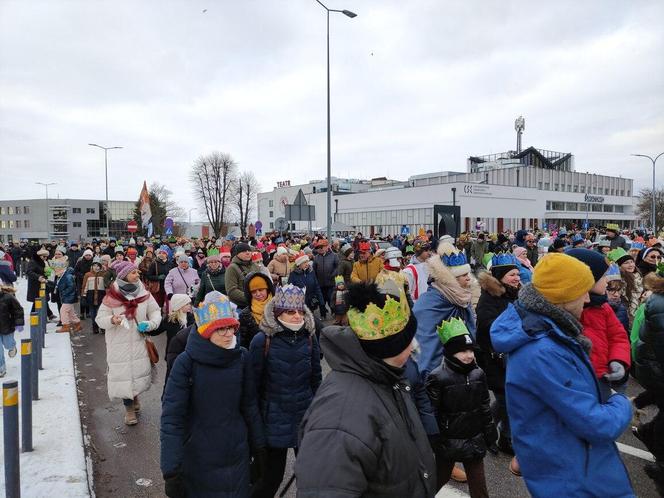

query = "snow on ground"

[{"left": 0, "top": 277, "right": 90, "bottom": 497}]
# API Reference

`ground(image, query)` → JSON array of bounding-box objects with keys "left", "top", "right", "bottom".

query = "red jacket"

[{"left": 580, "top": 302, "right": 631, "bottom": 378}]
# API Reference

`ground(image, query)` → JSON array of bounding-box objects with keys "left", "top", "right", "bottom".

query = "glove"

[
  {"left": 251, "top": 447, "right": 268, "bottom": 485},
  {"left": 164, "top": 473, "right": 186, "bottom": 498},
  {"left": 603, "top": 361, "right": 626, "bottom": 383},
  {"left": 136, "top": 322, "right": 150, "bottom": 333},
  {"left": 15, "top": 326, "right": 24, "bottom": 333},
  {"left": 167, "top": 293, "right": 173, "bottom": 300}
]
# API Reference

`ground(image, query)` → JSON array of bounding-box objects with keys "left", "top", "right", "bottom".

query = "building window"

[
  {"left": 580, "top": 186, "right": 585, "bottom": 193},
  {"left": 0, "top": 207, "right": 3, "bottom": 215},
  {"left": 269, "top": 222, "right": 274, "bottom": 229},
  {"left": 268, "top": 200, "right": 274, "bottom": 208},
  {"left": 544, "top": 182, "right": 550, "bottom": 190},
  {"left": 0, "top": 221, "right": 5, "bottom": 228},
  {"left": 604, "top": 188, "right": 609, "bottom": 195},
  {"left": 24, "top": 220, "right": 30, "bottom": 228},
  {"left": 8, "top": 220, "right": 14, "bottom": 228},
  {"left": 537, "top": 182, "right": 542, "bottom": 190},
  {"left": 578, "top": 203, "right": 588, "bottom": 212},
  {"left": 614, "top": 205, "right": 624, "bottom": 213},
  {"left": 23, "top": 206, "right": 29, "bottom": 214},
  {"left": 72, "top": 207, "right": 81, "bottom": 214},
  {"left": 551, "top": 201, "right": 565, "bottom": 211},
  {"left": 592, "top": 204, "right": 602, "bottom": 212},
  {"left": 553, "top": 184, "right": 559, "bottom": 191},
  {"left": 15, "top": 220, "right": 21, "bottom": 229},
  {"left": 620, "top": 190, "right": 624, "bottom": 196},
  {"left": 573, "top": 185, "right": 578, "bottom": 192},
  {"left": 7, "top": 207, "right": 13, "bottom": 215},
  {"left": 566, "top": 202, "right": 578, "bottom": 211},
  {"left": 627, "top": 190, "right": 630, "bottom": 196},
  {"left": 603, "top": 204, "right": 614, "bottom": 213},
  {"left": 269, "top": 210, "right": 274, "bottom": 218},
  {"left": 73, "top": 222, "right": 82, "bottom": 228},
  {"left": 86, "top": 208, "right": 95, "bottom": 214},
  {"left": 15, "top": 206, "right": 21, "bottom": 214}
]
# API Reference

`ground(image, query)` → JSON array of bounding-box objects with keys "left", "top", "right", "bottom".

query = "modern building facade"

[
  {"left": 0, "top": 198, "right": 136, "bottom": 243},
  {"left": 256, "top": 146, "right": 642, "bottom": 236}
]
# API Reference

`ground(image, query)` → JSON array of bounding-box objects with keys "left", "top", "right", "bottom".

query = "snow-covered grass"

[{"left": 0, "top": 278, "right": 90, "bottom": 497}]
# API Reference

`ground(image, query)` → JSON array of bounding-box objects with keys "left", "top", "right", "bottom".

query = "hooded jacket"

[
  {"left": 295, "top": 326, "right": 437, "bottom": 498},
  {"left": 350, "top": 256, "right": 383, "bottom": 284},
  {"left": 55, "top": 267, "right": 78, "bottom": 304},
  {"left": 490, "top": 284, "right": 633, "bottom": 498},
  {"left": 413, "top": 256, "right": 476, "bottom": 379},
  {"left": 475, "top": 271, "right": 518, "bottom": 393},
  {"left": 161, "top": 329, "right": 266, "bottom": 497},
  {"left": 26, "top": 253, "right": 46, "bottom": 303},
  {"left": 633, "top": 273, "right": 664, "bottom": 394},
  {"left": 0, "top": 286, "right": 24, "bottom": 335},
  {"left": 238, "top": 272, "right": 275, "bottom": 349},
  {"left": 249, "top": 299, "right": 321, "bottom": 448},
  {"left": 225, "top": 256, "right": 261, "bottom": 307}
]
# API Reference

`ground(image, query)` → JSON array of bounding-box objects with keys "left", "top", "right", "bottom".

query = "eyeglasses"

[
  {"left": 283, "top": 309, "right": 304, "bottom": 316},
  {"left": 213, "top": 327, "right": 236, "bottom": 336},
  {"left": 606, "top": 288, "right": 622, "bottom": 294}
]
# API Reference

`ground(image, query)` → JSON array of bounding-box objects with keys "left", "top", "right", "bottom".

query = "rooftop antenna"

[{"left": 515, "top": 115, "right": 525, "bottom": 153}]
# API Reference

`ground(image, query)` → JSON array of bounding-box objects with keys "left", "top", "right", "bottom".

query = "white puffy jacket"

[{"left": 96, "top": 283, "right": 162, "bottom": 400}]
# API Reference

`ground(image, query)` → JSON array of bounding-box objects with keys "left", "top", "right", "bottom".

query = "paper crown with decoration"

[
  {"left": 605, "top": 223, "right": 620, "bottom": 232},
  {"left": 412, "top": 238, "right": 431, "bottom": 253},
  {"left": 482, "top": 252, "right": 495, "bottom": 269},
  {"left": 334, "top": 275, "right": 344, "bottom": 286},
  {"left": 487, "top": 252, "right": 518, "bottom": 270},
  {"left": 437, "top": 242, "right": 471, "bottom": 277},
  {"left": 605, "top": 263, "right": 622, "bottom": 282},
  {"left": 193, "top": 291, "right": 239, "bottom": 339},
  {"left": 630, "top": 242, "right": 645, "bottom": 250},
  {"left": 49, "top": 257, "right": 69, "bottom": 270},
  {"left": 607, "top": 247, "right": 632, "bottom": 265},
  {"left": 348, "top": 286, "right": 410, "bottom": 341},
  {"left": 273, "top": 284, "right": 306, "bottom": 312},
  {"left": 436, "top": 317, "right": 470, "bottom": 345}
]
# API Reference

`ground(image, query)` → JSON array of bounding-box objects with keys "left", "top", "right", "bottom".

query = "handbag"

[{"left": 145, "top": 337, "right": 159, "bottom": 365}]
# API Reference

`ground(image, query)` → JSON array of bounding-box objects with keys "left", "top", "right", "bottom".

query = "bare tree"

[
  {"left": 134, "top": 182, "right": 184, "bottom": 235},
  {"left": 636, "top": 187, "right": 664, "bottom": 232},
  {"left": 190, "top": 152, "right": 238, "bottom": 237},
  {"left": 234, "top": 171, "right": 260, "bottom": 237}
]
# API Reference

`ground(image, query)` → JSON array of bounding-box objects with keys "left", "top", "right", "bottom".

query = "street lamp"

[
  {"left": 35, "top": 182, "right": 56, "bottom": 241},
  {"left": 313, "top": 0, "right": 357, "bottom": 241},
  {"left": 89, "top": 143, "right": 123, "bottom": 238},
  {"left": 632, "top": 152, "right": 664, "bottom": 232}
]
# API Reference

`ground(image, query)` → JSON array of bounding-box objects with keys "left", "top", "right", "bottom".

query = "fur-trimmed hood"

[
  {"left": 0, "top": 285, "right": 16, "bottom": 294},
  {"left": 259, "top": 298, "right": 316, "bottom": 337},
  {"left": 427, "top": 254, "right": 458, "bottom": 288},
  {"left": 477, "top": 270, "right": 505, "bottom": 297},
  {"left": 644, "top": 272, "right": 664, "bottom": 294}
]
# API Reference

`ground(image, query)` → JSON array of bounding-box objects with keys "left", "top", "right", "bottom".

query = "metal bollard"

[
  {"left": 29, "top": 313, "right": 39, "bottom": 401},
  {"left": 21, "top": 339, "right": 33, "bottom": 453},
  {"left": 3, "top": 380, "right": 21, "bottom": 498},
  {"left": 39, "top": 291, "right": 47, "bottom": 350},
  {"left": 34, "top": 300, "right": 43, "bottom": 371}
]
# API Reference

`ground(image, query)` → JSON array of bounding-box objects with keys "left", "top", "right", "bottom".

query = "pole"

[
  {"left": 3, "top": 379, "right": 21, "bottom": 498},
  {"left": 29, "top": 312, "right": 39, "bottom": 400},
  {"left": 45, "top": 184, "right": 49, "bottom": 241},
  {"left": 326, "top": 8, "right": 332, "bottom": 242},
  {"left": 20, "top": 339, "right": 33, "bottom": 453},
  {"left": 105, "top": 148, "right": 109, "bottom": 238},
  {"left": 653, "top": 158, "right": 657, "bottom": 232}
]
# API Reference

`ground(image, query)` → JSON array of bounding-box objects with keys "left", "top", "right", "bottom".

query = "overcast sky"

[{"left": 1, "top": 0, "right": 662, "bottom": 221}]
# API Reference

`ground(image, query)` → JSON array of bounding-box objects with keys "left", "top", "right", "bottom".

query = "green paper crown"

[
  {"left": 348, "top": 288, "right": 410, "bottom": 341},
  {"left": 207, "top": 247, "right": 219, "bottom": 257},
  {"left": 482, "top": 252, "right": 494, "bottom": 268},
  {"left": 436, "top": 317, "right": 470, "bottom": 345},
  {"left": 657, "top": 261, "right": 664, "bottom": 278},
  {"left": 607, "top": 247, "right": 628, "bottom": 263},
  {"left": 605, "top": 223, "right": 620, "bottom": 231}
]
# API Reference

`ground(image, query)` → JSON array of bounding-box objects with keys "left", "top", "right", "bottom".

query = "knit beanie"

[
  {"left": 193, "top": 291, "right": 239, "bottom": 339},
  {"left": 295, "top": 253, "right": 309, "bottom": 267},
  {"left": 341, "top": 244, "right": 353, "bottom": 257},
  {"left": 112, "top": 260, "right": 137, "bottom": 280},
  {"left": 273, "top": 284, "right": 306, "bottom": 315},
  {"left": 234, "top": 242, "right": 252, "bottom": 255},
  {"left": 248, "top": 274, "right": 269, "bottom": 292},
  {"left": 566, "top": 248, "right": 609, "bottom": 283},
  {"left": 83, "top": 249, "right": 93, "bottom": 257},
  {"left": 532, "top": 253, "right": 595, "bottom": 304},
  {"left": 605, "top": 263, "right": 622, "bottom": 282},
  {"left": 438, "top": 318, "right": 475, "bottom": 359},
  {"left": 169, "top": 294, "right": 191, "bottom": 312},
  {"left": 346, "top": 280, "right": 416, "bottom": 360},
  {"left": 176, "top": 254, "right": 189, "bottom": 264},
  {"left": 276, "top": 246, "right": 289, "bottom": 256}
]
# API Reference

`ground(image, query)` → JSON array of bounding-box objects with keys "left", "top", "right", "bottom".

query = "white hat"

[
  {"left": 384, "top": 247, "right": 402, "bottom": 267},
  {"left": 276, "top": 246, "right": 288, "bottom": 256},
  {"left": 295, "top": 254, "right": 309, "bottom": 267},
  {"left": 169, "top": 294, "right": 191, "bottom": 312},
  {"left": 83, "top": 249, "right": 93, "bottom": 257}
]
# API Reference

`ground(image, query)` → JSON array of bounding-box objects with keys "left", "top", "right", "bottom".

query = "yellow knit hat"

[
  {"left": 532, "top": 253, "right": 595, "bottom": 304},
  {"left": 248, "top": 275, "right": 268, "bottom": 292}
]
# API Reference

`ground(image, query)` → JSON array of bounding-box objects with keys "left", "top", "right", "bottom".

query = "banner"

[{"left": 139, "top": 181, "right": 152, "bottom": 229}]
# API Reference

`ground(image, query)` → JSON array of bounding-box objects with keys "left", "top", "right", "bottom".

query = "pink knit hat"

[{"left": 111, "top": 260, "right": 137, "bottom": 280}]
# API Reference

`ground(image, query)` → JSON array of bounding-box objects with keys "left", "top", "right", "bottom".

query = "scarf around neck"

[
  {"left": 251, "top": 294, "right": 272, "bottom": 325},
  {"left": 518, "top": 283, "right": 592, "bottom": 353},
  {"left": 432, "top": 279, "right": 472, "bottom": 308},
  {"left": 102, "top": 283, "right": 150, "bottom": 320}
]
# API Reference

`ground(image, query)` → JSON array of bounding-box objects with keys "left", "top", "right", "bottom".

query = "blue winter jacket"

[
  {"left": 404, "top": 357, "right": 439, "bottom": 436},
  {"left": 288, "top": 268, "right": 325, "bottom": 311},
  {"left": 161, "top": 329, "right": 265, "bottom": 498},
  {"left": 413, "top": 285, "right": 476, "bottom": 380},
  {"left": 491, "top": 303, "right": 634, "bottom": 498},
  {"left": 56, "top": 267, "right": 78, "bottom": 304},
  {"left": 249, "top": 300, "right": 322, "bottom": 448},
  {"left": 517, "top": 262, "right": 532, "bottom": 284}
]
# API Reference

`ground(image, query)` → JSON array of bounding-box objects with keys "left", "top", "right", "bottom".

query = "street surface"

[{"left": 72, "top": 318, "right": 660, "bottom": 497}]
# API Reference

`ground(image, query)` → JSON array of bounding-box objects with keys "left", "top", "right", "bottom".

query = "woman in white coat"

[{"left": 96, "top": 260, "right": 161, "bottom": 425}]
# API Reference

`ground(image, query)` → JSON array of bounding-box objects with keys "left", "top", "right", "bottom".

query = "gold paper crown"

[{"left": 348, "top": 287, "right": 410, "bottom": 341}]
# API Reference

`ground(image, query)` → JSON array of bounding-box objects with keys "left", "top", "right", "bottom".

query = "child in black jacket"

[
  {"left": 0, "top": 285, "right": 24, "bottom": 377},
  {"left": 425, "top": 318, "right": 496, "bottom": 498}
]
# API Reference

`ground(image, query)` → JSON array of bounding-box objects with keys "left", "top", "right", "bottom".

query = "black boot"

[
  {"left": 92, "top": 323, "right": 99, "bottom": 334},
  {"left": 497, "top": 433, "right": 514, "bottom": 455}
]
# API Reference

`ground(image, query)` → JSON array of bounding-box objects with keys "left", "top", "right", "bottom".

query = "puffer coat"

[
  {"left": 249, "top": 300, "right": 321, "bottom": 448},
  {"left": 26, "top": 254, "right": 46, "bottom": 303},
  {"left": 161, "top": 329, "right": 266, "bottom": 498},
  {"left": 55, "top": 267, "right": 78, "bottom": 304},
  {"left": 225, "top": 256, "right": 261, "bottom": 307},
  {"left": 288, "top": 268, "right": 324, "bottom": 312},
  {"left": 96, "top": 282, "right": 162, "bottom": 400},
  {"left": 633, "top": 274, "right": 664, "bottom": 394},
  {"left": 425, "top": 357, "right": 495, "bottom": 462},
  {"left": 295, "top": 326, "right": 437, "bottom": 498},
  {"left": 194, "top": 267, "right": 226, "bottom": 306},
  {"left": 0, "top": 286, "right": 24, "bottom": 335}
]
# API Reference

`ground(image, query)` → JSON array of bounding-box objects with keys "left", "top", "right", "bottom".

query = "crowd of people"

[{"left": 0, "top": 222, "right": 663, "bottom": 497}]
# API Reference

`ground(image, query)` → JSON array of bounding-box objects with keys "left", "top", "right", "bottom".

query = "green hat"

[
  {"left": 482, "top": 252, "right": 494, "bottom": 269},
  {"left": 607, "top": 247, "right": 632, "bottom": 266}
]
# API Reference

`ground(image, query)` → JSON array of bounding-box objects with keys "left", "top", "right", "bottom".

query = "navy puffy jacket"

[
  {"left": 56, "top": 267, "right": 78, "bottom": 304},
  {"left": 249, "top": 300, "right": 322, "bottom": 448}
]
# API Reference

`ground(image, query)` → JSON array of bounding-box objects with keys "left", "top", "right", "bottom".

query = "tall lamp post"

[
  {"left": 88, "top": 143, "right": 123, "bottom": 238},
  {"left": 313, "top": 0, "right": 357, "bottom": 241},
  {"left": 35, "top": 182, "right": 56, "bottom": 241},
  {"left": 632, "top": 152, "right": 664, "bottom": 232}
]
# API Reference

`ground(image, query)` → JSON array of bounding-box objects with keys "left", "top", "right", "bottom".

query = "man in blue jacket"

[{"left": 491, "top": 253, "right": 634, "bottom": 497}]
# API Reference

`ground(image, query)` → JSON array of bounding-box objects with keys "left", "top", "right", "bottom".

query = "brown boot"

[
  {"left": 509, "top": 456, "right": 522, "bottom": 477},
  {"left": 451, "top": 465, "right": 467, "bottom": 483},
  {"left": 133, "top": 396, "right": 141, "bottom": 413},
  {"left": 124, "top": 405, "right": 138, "bottom": 426},
  {"left": 56, "top": 323, "right": 71, "bottom": 333},
  {"left": 71, "top": 322, "right": 82, "bottom": 333}
]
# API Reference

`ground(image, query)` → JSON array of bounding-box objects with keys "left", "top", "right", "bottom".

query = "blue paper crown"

[
  {"left": 630, "top": 242, "right": 645, "bottom": 250},
  {"left": 605, "top": 263, "right": 621, "bottom": 280},
  {"left": 491, "top": 252, "right": 518, "bottom": 267},
  {"left": 193, "top": 291, "right": 238, "bottom": 332},
  {"left": 442, "top": 251, "right": 468, "bottom": 268}
]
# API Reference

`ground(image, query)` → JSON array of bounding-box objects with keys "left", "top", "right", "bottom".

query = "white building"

[{"left": 257, "top": 147, "right": 642, "bottom": 236}]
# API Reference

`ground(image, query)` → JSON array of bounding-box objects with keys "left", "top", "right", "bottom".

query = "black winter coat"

[
  {"left": 296, "top": 326, "right": 437, "bottom": 498},
  {"left": 145, "top": 258, "right": 174, "bottom": 292},
  {"left": 475, "top": 272, "right": 519, "bottom": 393},
  {"left": 26, "top": 254, "right": 46, "bottom": 303},
  {"left": 634, "top": 279, "right": 664, "bottom": 395},
  {"left": 425, "top": 357, "right": 495, "bottom": 462},
  {"left": 0, "top": 288, "right": 24, "bottom": 335},
  {"left": 161, "top": 328, "right": 266, "bottom": 497},
  {"left": 194, "top": 267, "right": 227, "bottom": 306},
  {"left": 249, "top": 300, "right": 322, "bottom": 448}
]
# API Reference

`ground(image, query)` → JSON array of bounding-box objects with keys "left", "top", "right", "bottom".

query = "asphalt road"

[{"left": 71, "top": 317, "right": 661, "bottom": 497}]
